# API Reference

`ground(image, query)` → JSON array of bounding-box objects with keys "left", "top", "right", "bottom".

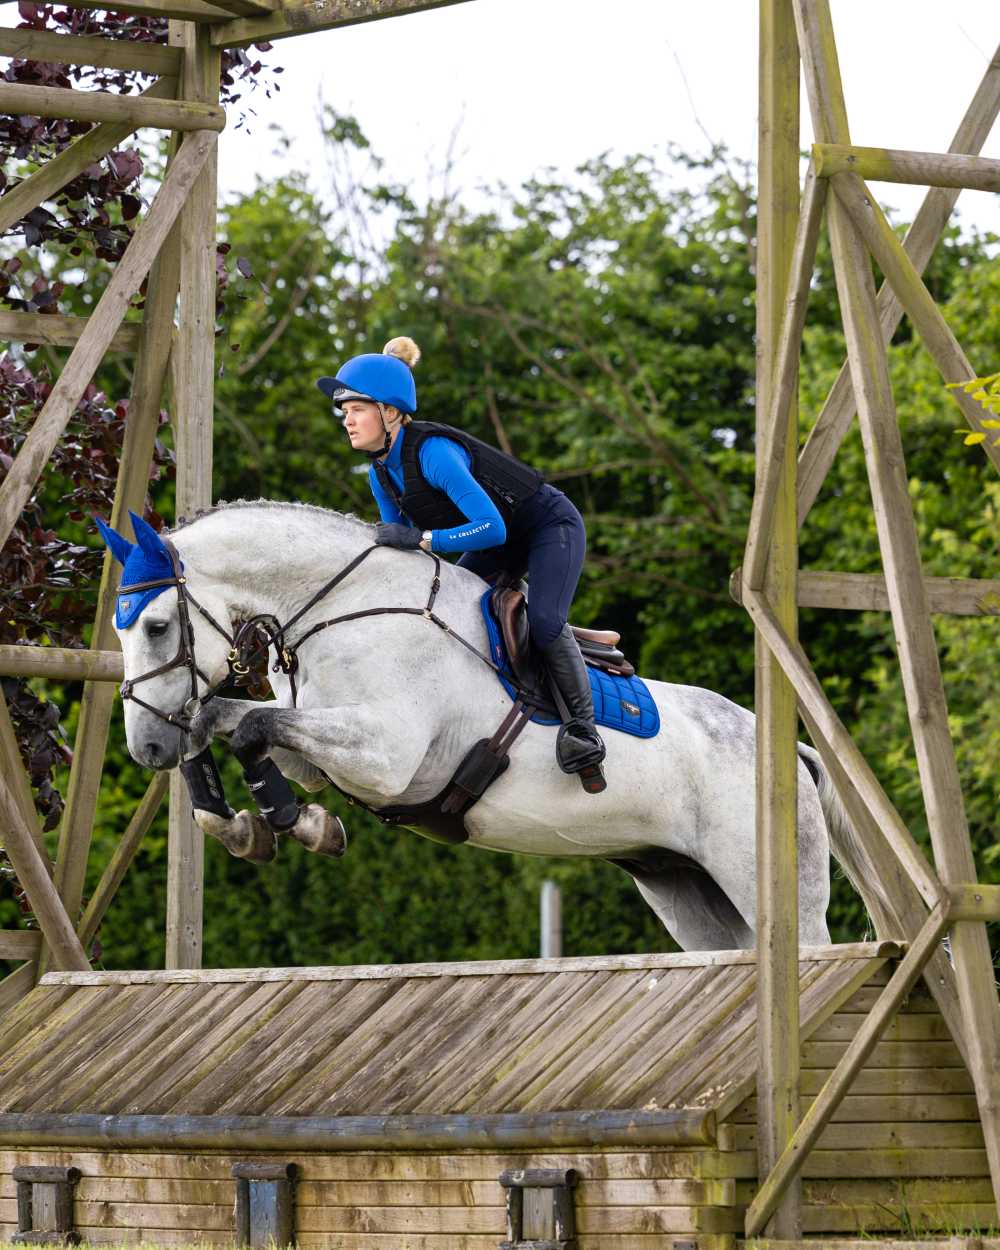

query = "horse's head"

[{"left": 97, "top": 512, "right": 233, "bottom": 770}]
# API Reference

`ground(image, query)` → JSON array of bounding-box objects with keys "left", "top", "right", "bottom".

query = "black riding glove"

[{"left": 375, "top": 522, "right": 423, "bottom": 550}]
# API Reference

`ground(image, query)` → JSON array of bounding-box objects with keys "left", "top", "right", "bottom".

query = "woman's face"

[{"left": 341, "top": 400, "right": 400, "bottom": 454}]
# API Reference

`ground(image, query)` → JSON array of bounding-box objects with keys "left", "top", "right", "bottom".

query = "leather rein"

[{"left": 118, "top": 538, "right": 504, "bottom": 735}]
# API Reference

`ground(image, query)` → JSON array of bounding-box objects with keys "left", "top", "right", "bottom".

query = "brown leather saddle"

[{"left": 490, "top": 585, "right": 635, "bottom": 712}]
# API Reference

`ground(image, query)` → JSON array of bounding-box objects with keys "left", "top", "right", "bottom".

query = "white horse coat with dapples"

[{"left": 114, "top": 501, "right": 872, "bottom": 951}]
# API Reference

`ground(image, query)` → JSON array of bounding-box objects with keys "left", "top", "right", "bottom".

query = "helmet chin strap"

[{"left": 365, "top": 401, "right": 394, "bottom": 460}]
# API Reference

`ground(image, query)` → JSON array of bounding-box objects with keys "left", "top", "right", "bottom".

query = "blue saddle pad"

[{"left": 479, "top": 590, "right": 660, "bottom": 739}]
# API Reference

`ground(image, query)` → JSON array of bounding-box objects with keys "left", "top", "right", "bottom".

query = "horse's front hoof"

[
  {"left": 288, "top": 804, "right": 347, "bottom": 857},
  {"left": 195, "top": 807, "right": 277, "bottom": 863}
]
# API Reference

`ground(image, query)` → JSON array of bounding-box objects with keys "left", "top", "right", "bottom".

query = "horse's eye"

[{"left": 145, "top": 619, "right": 170, "bottom": 638}]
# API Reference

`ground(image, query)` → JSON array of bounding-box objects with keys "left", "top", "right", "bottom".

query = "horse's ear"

[
  {"left": 94, "top": 516, "right": 134, "bottom": 567},
  {"left": 128, "top": 510, "right": 169, "bottom": 561}
]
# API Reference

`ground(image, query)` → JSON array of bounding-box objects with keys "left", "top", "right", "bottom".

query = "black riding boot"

[{"left": 540, "top": 625, "right": 607, "bottom": 794}]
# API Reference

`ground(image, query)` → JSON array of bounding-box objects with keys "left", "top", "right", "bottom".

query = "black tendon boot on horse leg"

[{"left": 541, "top": 624, "right": 607, "bottom": 794}]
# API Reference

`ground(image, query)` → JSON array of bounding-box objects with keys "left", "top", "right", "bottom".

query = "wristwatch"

[{"left": 420, "top": 530, "right": 433, "bottom": 552}]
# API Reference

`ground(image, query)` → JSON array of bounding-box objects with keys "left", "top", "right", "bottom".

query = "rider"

[{"left": 316, "top": 336, "right": 607, "bottom": 793}]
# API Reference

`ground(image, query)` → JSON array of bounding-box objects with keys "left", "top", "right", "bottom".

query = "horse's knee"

[{"left": 231, "top": 708, "right": 274, "bottom": 767}]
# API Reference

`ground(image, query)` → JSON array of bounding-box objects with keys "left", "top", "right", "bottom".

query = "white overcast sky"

[
  {"left": 208, "top": 0, "right": 1000, "bottom": 237},
  {"left": 2, "top": 1, "right": 998, "bottom": 234}
]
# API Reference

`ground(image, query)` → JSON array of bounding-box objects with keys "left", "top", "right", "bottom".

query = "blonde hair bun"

[{"left": 383, "top": 336, "right": 421, "bottom": 368}]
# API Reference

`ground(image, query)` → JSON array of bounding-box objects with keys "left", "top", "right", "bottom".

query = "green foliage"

[{"left": 5, "top": 120, "right": 997, "bottom": 972}]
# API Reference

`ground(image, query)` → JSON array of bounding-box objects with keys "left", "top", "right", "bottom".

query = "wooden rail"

[
  {"left": 815, "top": 143, "right": 1000, "bottom": 191},
  {"left": 0, "top": 83, "right": 224, "bottom": 131},
  {"left": 0, "top": 645, "right": 124, "bottom": 682}
]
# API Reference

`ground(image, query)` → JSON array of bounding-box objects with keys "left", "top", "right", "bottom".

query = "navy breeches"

[{"left": 457, "top": 484, "right": 586, "bottom": 648}]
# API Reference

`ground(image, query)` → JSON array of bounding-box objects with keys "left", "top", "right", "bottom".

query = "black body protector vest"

[{"left": 372, "top": 420, "right": 544, "bottom": 536}]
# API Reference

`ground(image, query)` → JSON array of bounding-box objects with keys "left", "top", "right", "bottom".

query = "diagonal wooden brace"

[
  {"left": 830, "top": 170, "right": 1000, "bottom": 475},
  {"left": 0, "top": 774, "right": 89, "bottom": 972},
  {"left": 745, "top": 897, "right": 952, "bottom": 1236},
  {"left": 0, "top": 127, "right": 217, "bottom": 554}
]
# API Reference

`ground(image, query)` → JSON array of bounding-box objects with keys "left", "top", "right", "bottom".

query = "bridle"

[{"left": 118, "top": 536, "right": 505, "bottom": 735}]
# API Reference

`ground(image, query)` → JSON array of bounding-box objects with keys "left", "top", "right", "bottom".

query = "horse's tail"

[{"left": 798, "top": 744, "right": 891, "bottom": 919}]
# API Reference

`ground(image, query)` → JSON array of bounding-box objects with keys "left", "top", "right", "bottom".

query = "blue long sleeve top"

[{"left": 368, "top": 428, "right": 507, "bottom": 554}]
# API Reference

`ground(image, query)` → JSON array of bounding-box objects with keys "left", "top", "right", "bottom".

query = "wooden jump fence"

[{"left": 0, "top": 1, "right": 998, "bottom": 1245}]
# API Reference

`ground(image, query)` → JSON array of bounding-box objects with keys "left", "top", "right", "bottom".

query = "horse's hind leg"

[{"left": 620, "top": 860, "right": 755, "bottom": 951}]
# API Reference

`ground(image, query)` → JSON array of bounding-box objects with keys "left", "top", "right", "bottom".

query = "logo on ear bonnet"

[{"left": 95, "top": 511, "right": 178, "bottom": 628}]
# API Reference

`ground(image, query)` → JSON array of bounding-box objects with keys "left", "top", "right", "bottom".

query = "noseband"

[{"left": 118, "top": 538, "right": 502, "bottom": 735}]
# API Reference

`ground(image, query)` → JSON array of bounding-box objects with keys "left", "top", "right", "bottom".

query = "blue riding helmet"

[{"left": 316, "top": 353, "right": 417, "bottom": 414}]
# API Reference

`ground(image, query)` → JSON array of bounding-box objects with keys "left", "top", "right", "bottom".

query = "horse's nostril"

[{"left": 145, "top": 741, "right": 162, "bottom": 763}]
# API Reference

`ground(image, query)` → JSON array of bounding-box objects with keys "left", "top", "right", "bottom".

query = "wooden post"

[
  {"left": 44, "top": 144, "right": 189, "bottom": 976},
  {"left": 755, "top": 0, "right": 801, "bottom": 1238},
  {"left": 793, "top": 0, "right": 1000, "bottom": 1215},
  {"left": 165, "top": 19, "right": 220, "bottom": 970},
  {"left": 743, "top": 161, "right": 825, "bottom": 591}
]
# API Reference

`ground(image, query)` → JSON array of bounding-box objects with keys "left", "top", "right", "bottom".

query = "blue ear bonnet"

[{"left": 95, "top": 512, "right": 179, "bottom": 629}]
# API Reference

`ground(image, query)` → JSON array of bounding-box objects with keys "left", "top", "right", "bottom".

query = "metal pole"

[{"left": 540, "top": 880, "right": 562, "bottom": 959}]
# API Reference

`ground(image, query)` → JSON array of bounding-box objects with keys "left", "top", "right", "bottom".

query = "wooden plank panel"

[
  {"left": 171, "top": 980, "right": 352, "bottom": 1114},
  {"left": 90, "top": 984, "right": 255, "bottom": 1113},
  {"left": 0, "top": 986, "right": 106, "bottom": 1090},
  {"left": 509, "top": 968, "right": 695, "bottom": 1111},
  {"left": 665, "top": 964, "right": 828, "bottom": 1108},
  {"left": 0, "top": 984, "right": 77, "bottom": 1057},
  {"left": 0, "top": 963, "right": 38, "bottom": 1020},
  {"left": 729, "top": 1093, "right": 981, "bottom": 1122},
  {"left": 510, "top": 966, "right": 715, "bottom": 1112},
  {"left": 142, "top": 981, "right": 309, "bottom": 1112},
  {"left": 580, "top": 967, "right": 755, "bottom": 1110},
  {"left": 799, "top": 1201, "right": 999, "bottom": 1233},
  {"left": 0, "top": 1148, "right": 716, "bottom": 1184},
  {"left": 35, "top": 984, "right": 214, "bottom": 1113},
  {"left": 473, "top": 971, "right": 658, "bottom": 1113},
  {"left": 721, "top": 1119, "right": 985, "bottom": 1152},
  {"left": 417, "top": 966, "right": 629, "bottom": 1114},
  {"left": 702, "top": 1146, "right": 990, "bottom": 1179},
  {"left": 325, "top": 972, "right": 542, "bottom": 1114},
  {"left": 811, "top": 1012, "right": 952, "bottom": 1041},
  {"left": 0, "top": 1175, "right": 734, "bottom": 1208},
  {"left": 0, "top": 985, "right": 158, "bottom": 1111},
  {"left": 214, "top": 980, "right": 396, "bottom": 1115},
  {"left": 737, "top": 1175, "right": 996, "bottom": 1204},
  {"left": 801, "top": 1066, "right": 973, "bottom": 1095},
  {"left": 271, "top": 978, "right": 442, "bottom": 1114},
  {"left": 802, "top": 1039, "right": 966, "bottom": 1068}
]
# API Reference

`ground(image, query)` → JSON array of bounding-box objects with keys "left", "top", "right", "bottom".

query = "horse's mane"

[{"left": 166, "top": 498, "right": 373, "bottom": 537}]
